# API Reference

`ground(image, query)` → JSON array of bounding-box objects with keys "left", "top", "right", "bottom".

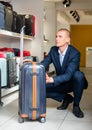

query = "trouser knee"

[{"left": 73, "top": 71, "right": 84, "bottom": 82}]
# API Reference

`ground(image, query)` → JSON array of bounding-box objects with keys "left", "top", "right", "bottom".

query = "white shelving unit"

[
  {"left": 0, "top": 29, "right": 34, "bottom": 40},
  {"left": 0, "top": 29, "right": 34, "bottom": 106}
]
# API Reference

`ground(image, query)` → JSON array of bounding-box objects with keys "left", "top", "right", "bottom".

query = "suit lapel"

[
  {"left": 61, "top": 45, "right": 71, "bottom": 70},
  {"left": 54, "top": 47, "right": 62, "bottom": 71}
]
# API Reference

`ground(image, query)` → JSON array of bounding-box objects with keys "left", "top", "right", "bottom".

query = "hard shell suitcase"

[
  {"left": 0, "top": 51, "right": 6, "bottom": 58},
  {"left": 18, "top": 61, "right": 46, "bottom": 123},
  {"left": 16, "top": 57, "right": 20, "bottom": 83},
  {"left": 0, "top": 58, "right": 7, "bottom": 87},
  {"left": 18, "top": 26, "right": 46, "bottom": 123},
  {"left": 7, "top": 58, "right": 17, "bottom": 87}
]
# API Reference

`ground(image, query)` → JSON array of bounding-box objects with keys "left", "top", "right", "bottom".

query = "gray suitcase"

[
  {"left": 0, "top": 58, "right": 7, "bottom": 87},
  {"left": 18, "top": 27, "right": 46, "bottom": 123}
]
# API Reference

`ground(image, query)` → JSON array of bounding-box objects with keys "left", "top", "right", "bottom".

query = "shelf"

[{"left": 0, "top": 29, "right": 34, "bottom": 40}]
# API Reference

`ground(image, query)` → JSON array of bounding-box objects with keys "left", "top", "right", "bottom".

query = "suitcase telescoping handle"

[
  {"left": 20, "top": 26, "right": 25, "bottom": 66},
  {"left": 20, "top": 26, "right": 34, "bottom": 65}
]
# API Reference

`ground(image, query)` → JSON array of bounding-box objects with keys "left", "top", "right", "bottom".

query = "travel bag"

[
  {"left": 25, "top": 15, "right": 35, "bottom": 36},
  {"left": 18, "top": 26, "right": 46, "bottom": 123},
  {"left": 0, "top": 2, "right": 13, "bottom": 31}
]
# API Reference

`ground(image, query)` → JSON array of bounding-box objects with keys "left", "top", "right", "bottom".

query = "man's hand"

[{"left": 46, "top": 73, "right": 54, "bottom": 83}]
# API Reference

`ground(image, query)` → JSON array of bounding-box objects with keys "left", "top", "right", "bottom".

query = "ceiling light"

[
  {"left": 70, "top": 10, "right": 80, "bottom": 22},
  {"left": 62, "top": 0, "right": 71, "bottom": 8}
]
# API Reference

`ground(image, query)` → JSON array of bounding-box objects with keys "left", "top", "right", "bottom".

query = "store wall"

[
  {"left": 70, "top": 25, "right": 92, "bottom": 67},
  {"left": 0, "top": 0, "right": 44, "bottom": 61},
  {"left": 57, "top": 12, "right": 70, "bottom": 31},
  {"left": 44, "top": 2, "right": 56, "bottom": 53},
  {"left": 44, "top": 2, "right": 56, "bottom": 72}
]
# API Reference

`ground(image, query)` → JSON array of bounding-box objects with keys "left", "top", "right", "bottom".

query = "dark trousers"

[{"left": 46, "top": 71, "right": 88, "bottom": 106}]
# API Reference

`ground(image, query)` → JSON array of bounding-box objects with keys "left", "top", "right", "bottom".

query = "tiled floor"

[{"left": 0, "top": 67, "right": 92, "bottom": 130}]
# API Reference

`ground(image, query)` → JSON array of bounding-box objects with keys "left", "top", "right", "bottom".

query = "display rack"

[
  {"left": 0, "top": 29, "right": 34, "bottom": 40},
  {"left": 0, "top": 29, "right": 34, "bottom": 106}
]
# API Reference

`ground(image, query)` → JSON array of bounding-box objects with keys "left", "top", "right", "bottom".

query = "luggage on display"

[
  {"left": 25, "top": 15, "right": 35, "bottom": 36},
  {"left": 4, "top": 6, "right": 13, "bottom": 31},
  {"left": 16, "top": 57, "right": 20, "bottom": 83},
  {"left": 13, "top": 48, "right": 20, "bottom": 56},
  {"left": 0, "top": 3, "right": 5, "bottom": 29},
  {"left": 12, "top": 14, "right": 35, "bottom": 36},
  {"left": 1, "top": 47, "right": 14, "bottom": 52},
  {"left": 5, "top": 52, "right": 15, "bottom": 59},
  {"left": 0, "top": 1, "right": 13, "bottom": 10},
  {"left": 0, "top": 58, "right": 7, "bottom": 87},
  {"left": 18, "top": 27, "right": 46, "bottom": 123},
  {"left": 0, "top": 1, "right": 13, "bottom": 31},
  {"left": 18, "top": 50, "right": 31, "bottom": 57},
  {"left": 15, "top": 14, "right": 25, "bottom": 33},
  {"left": 7, "top": 58, "right": 17, "bottom": 87},
  {"left": 0, "top": 51, "right": 6, "bottom": 58},
  {"left": 12, "top": 11, "right": 18, "bottom": 32}
]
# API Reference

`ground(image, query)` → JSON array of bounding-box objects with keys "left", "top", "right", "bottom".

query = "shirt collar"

[{"left": 58, "top": 45, "right": 68, "bottom": 56}]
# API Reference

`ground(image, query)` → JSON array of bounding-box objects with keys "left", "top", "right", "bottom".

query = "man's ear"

[{"left": 66, "top": 37, "right": 70, "bottom": 43}]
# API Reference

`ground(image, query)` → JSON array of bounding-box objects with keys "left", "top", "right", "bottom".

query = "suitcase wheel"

[
  {"left": 18, "top": 117, "right": 24, "bottom": 123},
  {"left": 39, "top": 117, "right": 46, "bottom": 123}
]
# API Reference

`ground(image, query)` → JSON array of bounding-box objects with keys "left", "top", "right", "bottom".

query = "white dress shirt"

[{"left": 58, "top": 46, "right": 68, "bottom": 66}]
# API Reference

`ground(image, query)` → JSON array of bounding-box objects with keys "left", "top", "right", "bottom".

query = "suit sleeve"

[
  {"left": 41, "top": 48, "right": 52, "bottom": 69},
  {"left": 53, "top": 51, "right": 80, "bottom": 86}
]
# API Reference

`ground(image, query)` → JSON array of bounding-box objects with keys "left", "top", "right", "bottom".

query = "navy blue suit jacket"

[{"left": 41, "top": 45, "right": 81, "bottom": 86}]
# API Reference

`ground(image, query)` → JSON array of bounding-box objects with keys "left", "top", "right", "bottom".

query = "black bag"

[
  {"left": 25, "top": 15, "right": 35, "bottom": 36},
  {"left": 0, "top": 1, "right": 13, "bottom": 10},
  {"left": 12, "top": 11, "right": 18, "bottom": 32},
  {"left": 16, "top": 14, "right": 25, "bottom": 33},
  {"left": 0, "top": 2, "right": 13, "bottom": 31}
]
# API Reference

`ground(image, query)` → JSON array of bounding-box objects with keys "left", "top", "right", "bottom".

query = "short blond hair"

[{"left": 58, "top": 28, "right": 71, "bottom": 38}]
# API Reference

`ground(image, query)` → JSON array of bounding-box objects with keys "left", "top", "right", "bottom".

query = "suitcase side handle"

[{"left": 23, "top": 59, "right": 33, "bottom": 63}]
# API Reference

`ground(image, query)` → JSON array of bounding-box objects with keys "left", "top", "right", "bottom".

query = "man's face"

[{"left": 55, "top": 30, "right": 70, "bottom": 47}]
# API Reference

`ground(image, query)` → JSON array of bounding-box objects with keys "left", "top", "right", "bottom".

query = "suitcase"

[
  {"left": 0, "top": 68, "right": 4, "bottom": 106},
  {"left": 25, "top": 15, "right": 35, "bottom": 36},
  {"left": 18, "top": 50, "right": 31, "bottom": 57},
  {"left": 4, "top": 7, "right": 13, "bottom": 31},
  {"left": 5, "top": 52, "right": 15, "bottom": 59},
  {"left": 0, "top": 58, "right": 7, "bottom": 87},
  {"left": 16, "top": 57, "right": 20, "bottom": 83},
  {"left": 18, "top": 27, "right": 46, "bottom": 123},
  {"left": 0, "top": 2, "right": 13, "bottom": 31},
  {"left": 13, "top": 48, "right": 20, "bottom": 56},
  {"left": 0, "top": 51, "right": 6, "bottom": 58},
  {"left": 7, "top": 58, "right": 17, "bottom": 87},
  {"left": 0, "top": 3, "right": 5, "bottom": 29}
]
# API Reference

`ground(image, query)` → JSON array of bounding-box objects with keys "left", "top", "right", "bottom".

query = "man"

[{"left": 41, "top": 28, "right": 88, "bottom": 118}]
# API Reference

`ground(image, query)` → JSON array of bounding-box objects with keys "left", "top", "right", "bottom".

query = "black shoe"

[
  {"left": 73, "top": 106, "right": 84, "bottom": 118},
  {"left": 57, "top": 94, "right": 73, "bottom": 110}
]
